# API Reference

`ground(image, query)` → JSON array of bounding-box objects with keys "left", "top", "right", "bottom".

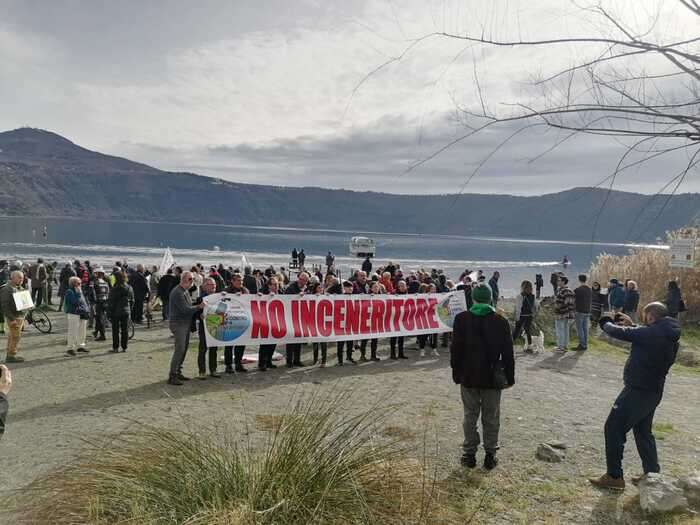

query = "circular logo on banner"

[
  {"left": 205, "top": 298, "right": 250, "bottom": 342},
  {"left": 437, "top": 293, "right": 466, "bottom": 328}
]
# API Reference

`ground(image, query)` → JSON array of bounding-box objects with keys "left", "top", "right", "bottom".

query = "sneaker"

[
  {"left": 120, "top": 348, "right": 127, "bottom": 353},
  {"left": 336, "top": 362, "right": 344, "bottom": 367},
  {"left": 77, "top": 347, "right": 90, "bottom": 353},
  {"left": 371, "top": 357, "right": 381, "bottom": 362},
  {"left": 177, "top": 374, "right": 191, "bottom": 381},
  {"left": 209, "top": 372, "right": 222, "bottom": 379},
  {"left": 5, "top": 355, "right": 25, "bottom": 363},
  {"left": 225, "top": 367, "right": 235, "bottom": 374},
  {"left": 197, "top": 372, "right": 207, "bottom": 380},
  {"left": 235, "top": 365, "right": 248, "bottom": 373},
  {"left": 66, "top": 349, "right": 77, "bottom": 356},
  {"left": 460, "top": 454, "right": 477, "bottom": 468},
  {"left": 95, "top": 336, "right": 106, "bottom": 341},
  {"left": 431, "top": 350, "right": 440, "bottom": 357},
  {"left": 109, "top": 348, "right": 119, "bottom": 353},
  {"left": 588, "top": 473, "right": 625, "bottom": 491},
  {"left": 484, "top": 453, "right": 498, "bottom": 470}
]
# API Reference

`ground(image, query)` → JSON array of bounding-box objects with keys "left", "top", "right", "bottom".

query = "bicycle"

[{"left": 25, "top": 307, "right": 52, "bottom": 334}]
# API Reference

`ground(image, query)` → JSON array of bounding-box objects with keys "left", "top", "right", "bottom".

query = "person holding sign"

[{"left": 0, "top": 271, "right": 29, "bottom": 363}]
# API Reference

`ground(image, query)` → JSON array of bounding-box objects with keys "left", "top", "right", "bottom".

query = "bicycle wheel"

[
  {"left": 128, "top": 319, "right": 135, "bottom": 340},
  {"left": 31, "top": 309, "right": 53, "bottom": 334}
]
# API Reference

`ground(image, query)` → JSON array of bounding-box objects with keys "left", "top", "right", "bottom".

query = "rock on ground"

[
  {"left": 680, "top": 470, "right": 700, "bottom": 505},
  {"left": 536, "top": 443, "right": 565, "bottom": 463},
  {"left": 639, "top": 473, "right": 688, "bottom": 514}
]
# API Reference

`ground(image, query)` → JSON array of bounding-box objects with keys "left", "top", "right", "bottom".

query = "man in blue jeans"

[
  {"left": 588, "top": 303, "right": 679, "bottom": 490},
  {"left": 574, "top": 274, "right": 592, "bottom": 351}
]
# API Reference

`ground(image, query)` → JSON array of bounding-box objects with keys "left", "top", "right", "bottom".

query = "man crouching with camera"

[{"left": 588, "top": 302, "right": 680, "bottom": 490}]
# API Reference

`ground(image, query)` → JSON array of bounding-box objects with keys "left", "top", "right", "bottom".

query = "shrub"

[{"left": 9, "top": 391, "right": 456, "bottom": 525}]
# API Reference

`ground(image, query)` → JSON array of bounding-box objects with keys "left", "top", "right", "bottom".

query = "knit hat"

[{"left": 471, "top": 283, "right": 492, "bottom": 304}]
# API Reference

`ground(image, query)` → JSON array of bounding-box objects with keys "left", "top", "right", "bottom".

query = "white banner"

[{"left": 202, "top": 292, "right": 467, "bottom": 347}]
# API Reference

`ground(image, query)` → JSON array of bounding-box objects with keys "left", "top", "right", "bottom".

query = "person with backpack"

[{"left": 450, "top": 283, "right": 515, "bottom": 470}]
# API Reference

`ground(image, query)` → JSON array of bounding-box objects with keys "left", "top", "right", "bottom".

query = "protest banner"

[{"left": 202, "top": 291, "right": 467, "bottom": 347}]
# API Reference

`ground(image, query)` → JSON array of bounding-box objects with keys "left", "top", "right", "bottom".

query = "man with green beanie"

[{"left": 450, "top": 282, "right": 515, "bottom": 470}]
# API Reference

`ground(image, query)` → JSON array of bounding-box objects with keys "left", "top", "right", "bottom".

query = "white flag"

[
  {"left": 241, "top": 253, "right": 251, "bottom": 271},
  {"left": 159, "top": 247, "right": 175, "bottom": 275}
]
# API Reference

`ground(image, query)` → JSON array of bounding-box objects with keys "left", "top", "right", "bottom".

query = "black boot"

[
  {"left": 167, "top": 374, "right": 183, "bottom": 386},
  {"left": 460, "top": 453, "right": 477, "bottom": 468},
  {"left": 484, "top": 453, "right": 498, "bottom": 470}
]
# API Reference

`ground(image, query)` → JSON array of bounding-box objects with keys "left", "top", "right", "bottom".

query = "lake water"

[{"left": 0, "top": 217, "right": 663, "bottom": 297}]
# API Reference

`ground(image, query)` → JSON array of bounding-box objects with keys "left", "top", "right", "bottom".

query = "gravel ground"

[{"left": 1, "top": 307, "right": 699, "bottom": 524}]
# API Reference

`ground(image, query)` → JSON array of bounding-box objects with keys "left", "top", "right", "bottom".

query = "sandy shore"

[{"left": 1, "top": 307, "right": 699, "bottom": 524}]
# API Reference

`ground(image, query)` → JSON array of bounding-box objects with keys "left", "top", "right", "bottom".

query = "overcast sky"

[{"left": 0, "top": 0, "right": 697, "bottom": 195}]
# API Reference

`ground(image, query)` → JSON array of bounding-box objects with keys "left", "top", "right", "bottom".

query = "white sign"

[
  {"left": 670, "top": 238, "right": 696, "bottom": 268},
  {"left": 13, "top": 290, "right": 34, "bottom": 311}
]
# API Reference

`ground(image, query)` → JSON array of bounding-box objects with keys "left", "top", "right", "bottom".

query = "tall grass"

[
  {"left": 590, "top": 228, "right": 700, "bottom": 320},
  {"left": 9, "top": 391, "right": 456, "bottom": 525}
]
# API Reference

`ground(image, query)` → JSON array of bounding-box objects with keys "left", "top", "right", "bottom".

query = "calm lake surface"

[{"left": 0, "top": 217, "right": 662, "bottom": 297}]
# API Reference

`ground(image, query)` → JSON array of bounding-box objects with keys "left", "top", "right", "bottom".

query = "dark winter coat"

[
  {"left": 603, "top": 317, "right": 680, "bottom": 393},
  {"left": 107, "top": 283, "right": 134, "bottom": 318},
  {"left": 450, "top": 310, "right": 515, "bottom": 389},
  {"left": 623, "top": 289, "right": 640, "bottom": 314}
]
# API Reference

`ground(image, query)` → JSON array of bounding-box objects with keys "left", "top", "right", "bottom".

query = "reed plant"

[
  {"left": 590, "top": 228, "right": 700, "bottom": 320},
  {"left": 9, "top": 390, "right": 456, "bottom": 525}
]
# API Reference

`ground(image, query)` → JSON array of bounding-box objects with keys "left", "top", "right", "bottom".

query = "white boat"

[{"left": 349, "top": 236, "right": 376, "bottom": 258}]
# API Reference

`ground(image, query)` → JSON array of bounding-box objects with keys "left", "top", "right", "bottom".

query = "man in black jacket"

[
  {"left": 450, "top": 283, "right": 514, "bottom": 470},
  {"left": 589, "top": 302, "right": 680, "bottom": 490},
  {"left": 157, "top": 269, "right": 178, "bottom": 321},
  {"left": 129, "top": 264, "right": 150, "bottom": 324},
  {"left": 0, "top": 364, "right": 11, "bottom": 439}
]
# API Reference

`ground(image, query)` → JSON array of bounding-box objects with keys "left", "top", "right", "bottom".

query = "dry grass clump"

[
  {"left": 8, "top": 392, "right": 460, "bottom": 525},
  {"left": 590, "top": 228, "right": 700, "bottom": 320}
]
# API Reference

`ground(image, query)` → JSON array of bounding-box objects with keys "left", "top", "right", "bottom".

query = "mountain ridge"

[{"left": 0, "top": 127, "right": 697, "bottom": 242}]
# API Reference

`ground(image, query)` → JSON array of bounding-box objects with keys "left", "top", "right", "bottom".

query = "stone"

[
  {"left": 680, "top": 471, "right": 700, "bottom": 505},
  {"left": 536, "top": 443, "right": 565, "bottom": 463},
  {"left": 545, "top": 440, "right": 568, "bottom": 450},
  {"left": 639, "top": 473, "right": 688, "bottom": 514}
]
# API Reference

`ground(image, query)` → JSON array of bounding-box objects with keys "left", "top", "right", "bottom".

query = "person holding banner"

[
  {"left": 284, "top": 272, "right": 309, "bottom": 367},
  {"left": 257, "top": 277, "right": 281, "bottom": 371},
  {"left": 224, "top": 274, "right": 249, "bottom": 374},
  {"left": 335, "top": 280, "right": 355, "bottom": 366},
  {"left": 359, "top": 281, "right": 382, "bottom": 362},
  {"left": 167, "top": 271, "right": 206, "bottom": 385},
  {"left": 0, "top": 271, "right": 28, "bottom": 363},
  {"left": 196, "top": 278, "right": 221, "bottom": 379},
  {"left": 309, "top": 281, "right": 329, "bottom": 366},
  {"left": 389, "top": 280, "right": 409, "bottom": 360},
  {"left": 450, "top": 283, "right": 515, "bottom": 470}
]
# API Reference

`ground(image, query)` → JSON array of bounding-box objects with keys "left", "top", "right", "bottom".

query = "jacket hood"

[{"left": 655, "top": 316, "right": 681, "bottom": 342}]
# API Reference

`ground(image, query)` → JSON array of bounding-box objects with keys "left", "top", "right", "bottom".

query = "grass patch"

[
  {"left": 652, "top": 422, "right": 676, "bottom": 440},
  {"left": 9, "top": 392, "right": 465, "bottom": 525}
]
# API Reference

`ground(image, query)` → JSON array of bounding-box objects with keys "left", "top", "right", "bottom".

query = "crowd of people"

[{"left": 0, "top": 255, "right": 687, "bottom": 487}]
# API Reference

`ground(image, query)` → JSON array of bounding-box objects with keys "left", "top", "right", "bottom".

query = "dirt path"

[{"left": 1, "top": 309, "right": 699, "bottom": 524}]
